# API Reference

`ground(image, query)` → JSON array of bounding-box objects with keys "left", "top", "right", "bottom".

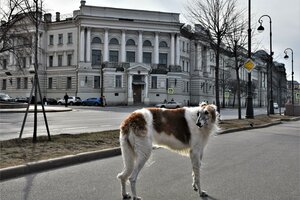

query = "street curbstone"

[{"left": 0, "top": 147, "right": 121, "bottom": 181}]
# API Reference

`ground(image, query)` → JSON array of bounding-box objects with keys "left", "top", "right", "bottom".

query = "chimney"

[
  {"left": 80, "top": 0, "right": 86, "bottom": 6},
  {"left": 56, "top": 12, "right": 60, "bottom": 22},
  {"left": 44, "top": 13, "right": 52, "bottom": 22}
]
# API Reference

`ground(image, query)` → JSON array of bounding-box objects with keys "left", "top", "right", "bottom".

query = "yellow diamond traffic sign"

[{"left": 243, "top": 58, "right": 256, "bottom": 72}]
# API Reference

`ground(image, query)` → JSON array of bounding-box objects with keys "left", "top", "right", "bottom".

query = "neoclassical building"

[{"left": 0, "top": 1, "right": 287, "bottom": 107}]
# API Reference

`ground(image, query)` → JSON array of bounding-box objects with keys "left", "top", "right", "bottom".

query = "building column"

[
  {"left": 80, "top": 27, "right": 85, "bottom": 62},
  {"left": 128, "top": 74, "right": 133, "bottom": 105},
  {"left": 170, "top": 33, "right": 175, "bottom": 66},
  {"left": 86, "top": 27, "right": 91, "bottom": 62},
  {"left": 103, "top": 28, "right": 109, "bottom": 62},
  {"left": 154, "top": 32, "right": 159, "bottom": 64},
  {"left": 137, "top": 31, "right": 143, "bottom": 63},
  {"left": 121, "top": 30, "right": 126, "bottom": 62},
  {"left": 175, "top": 34, "right": 180, "bottom": 66},
  {"left": 144, "top": 75, "right": 149, "bottom": 105},
  {"left": 197, "top": 44, "right": 202, "bottom": 70}
]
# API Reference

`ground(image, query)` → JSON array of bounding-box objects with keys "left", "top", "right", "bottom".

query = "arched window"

[
  {"left": 143, "top": 40, "right": 152, "bottom": 47},
  {"left": 159, "top": 41, "right": 168, "bottom": 47},
  {"left": 109, "top": 38, "right": 119, "bottom": 45},
  {"left": 126, "top": 39, "right": 136, "bottom": 46},
  {"left": 91, "top": 37, "right": 101, "bottom": 44}
]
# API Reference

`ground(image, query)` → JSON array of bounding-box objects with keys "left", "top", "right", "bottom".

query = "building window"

[
  {"left": 67, "top": 77, "right": 72, "bottom": 89},
  {"left": 24, "top": 77, "right": 28, "bottom": 89},
  {"left": 151, "top": 76, "right": 157, "bottom": 89},
  {"left": 187, "top": 81, "right": 189, "bottom": 92},
  {"left": 2, "top": 79, "right": 7, "bottom": 90},
  {"left": 58, "top": 34, "right": 63, "bottom": 45},
  {"left": 109, "top": 50, "right": 119, "bottom": 62},
  {"left": 126, "top": 51, "right": 135, "bottom": 62},
  {"left": 159, "top": 53, "right": 168, "bottom": 65},
  {"left": 92, "top": 37, "right": 101, "bottom": 44},
  {"left": 143, "top": 40, "right": 152, "bottom": 47},
  {"left": 143, "top": 52, "right": 152, "bottom": 64},
  {"left": 115, "top": 75, "right": 122, "bottom": 88},
  {"left": 22, "top": 57, "right": 26, "bottom": 68},
  {"left": 49, "top": 35, "right": 54, "bottom": 45},
  {"left": 67, "top": 33, "right": 72, "bottom": 44},
  {"left": 49, "top": 56, "right": 53, "bottom": 67},
  {"left": 58, "top": 55, "right": 63, "bottom": 66},
  {"left": 67, "top": 54, "right": 72, "bottom": 66},
  {"left": 48, "top": 77, "right": 52, "bottom": 89},
  {"left": 159, "top": 41, "right": 168, "bottom": 47},
  {"left": 94, "top": 76, "right": 100, "bottom": 89},
  {"left": 126, "top": 39, "right": 135, "bottom": 46},
  {"left": 2, "top": 59, "right": 7, "bottom": 70},
  {"left": 17, "top": 77, "right": 21, "bottom": 89},
  {"left": 92, "top": 50, "right": 101, "bottom": 65},
  {"left": 109, "top": 38, "right": 119, "bottom": 45}
]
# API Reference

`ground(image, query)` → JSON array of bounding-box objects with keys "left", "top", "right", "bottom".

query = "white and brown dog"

[{"left": 117, "top": 102, "right": 219, "bottom": 199}]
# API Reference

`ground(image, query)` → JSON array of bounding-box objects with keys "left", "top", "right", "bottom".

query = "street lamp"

[
  {"left": 245, "top": 0, "right": 254, "bottom": 119},
  {"left": 257, "top": 14, "right": 274, "bottom": 114},
  {"left": 284, "top": 48, "right": 294, "bottom": 105}
]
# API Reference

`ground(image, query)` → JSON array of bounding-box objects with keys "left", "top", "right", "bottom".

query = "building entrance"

[{"left": 133, "top": 84, "right": 142, "bottom": 103}]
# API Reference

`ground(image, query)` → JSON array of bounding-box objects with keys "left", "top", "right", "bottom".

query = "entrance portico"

[{"left": 127, "top": 63, "right": 151, "bottom": 105}]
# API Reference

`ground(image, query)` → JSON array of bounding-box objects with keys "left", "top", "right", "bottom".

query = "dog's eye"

[
  {"left": 204, "top": 110, "right": 209, "bottom": 115},
  {"left": 197, "top": 111, "right": 200, "bottom": 116}
]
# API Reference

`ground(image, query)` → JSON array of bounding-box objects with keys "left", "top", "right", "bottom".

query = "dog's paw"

[
  {"left": 122, "top": 193, "right": 131, "bottom": 199},
  {"left": 192, "top": 184, "right": 198, "bottom": 191},
  {"left": 200, "top": 190, "right": 208, "bottom": 197},
  {"left": 133, "top": 197, "right": 142, "bottom": 200}
]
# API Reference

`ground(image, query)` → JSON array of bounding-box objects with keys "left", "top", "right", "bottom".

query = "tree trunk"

[
  {"left": 215, "top": 38, "right": 221, "bottom": 113},
  {"left": 234, "top": 47, "right": 242, "bottom": 119}
]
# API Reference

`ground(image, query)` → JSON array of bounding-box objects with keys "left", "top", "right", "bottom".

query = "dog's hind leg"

[
  {"left": 190, "top": 149, "right": 208, "bottom": 198},
  {"left": 118, "top": 135, "right": 135, "bottom": 199},
  {"left": 129, "top": 137, "right": 152, "bottom": 200}
]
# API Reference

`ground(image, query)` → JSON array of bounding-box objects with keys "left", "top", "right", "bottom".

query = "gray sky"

[{"left": 43, "top": 0, "right": 300, "bottom": 82}]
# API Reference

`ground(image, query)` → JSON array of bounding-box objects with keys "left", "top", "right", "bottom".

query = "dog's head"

[{"left": 196, "top": 102, "right": 218, "bottom": 128}]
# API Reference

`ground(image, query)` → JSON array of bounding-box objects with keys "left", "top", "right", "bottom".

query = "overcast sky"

[{"left": 42, "top": 0, "right": 300, "bottom": 82}]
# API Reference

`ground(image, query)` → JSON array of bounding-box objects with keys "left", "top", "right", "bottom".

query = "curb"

[
  {"left": 0, "top": 147, "right": 121, "bottom": 181},
  {"left": 0, "top": 107, "right": 72, "bottom": 113},
  {"left": 1, "top": 117, "right": 299, "bottom": 182},
  {"left": 219, "top": 121, "right": 282, "bottom": 134}
]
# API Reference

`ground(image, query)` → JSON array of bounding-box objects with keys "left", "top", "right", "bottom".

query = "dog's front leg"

[{"left": 190, "top": 149, "right": 208, "bottom": 198}]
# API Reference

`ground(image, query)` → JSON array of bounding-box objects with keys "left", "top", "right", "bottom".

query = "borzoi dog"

[{"left": 117, "top": 102, "right": 219, "bottom": 199}]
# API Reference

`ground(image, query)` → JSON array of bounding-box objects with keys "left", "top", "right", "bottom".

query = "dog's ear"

[
  {"left": 199, "top": 102, "right": 207, "bottom": 107},
  {"left": 209, "top": 104, "right": 217, "bottom": 111}
]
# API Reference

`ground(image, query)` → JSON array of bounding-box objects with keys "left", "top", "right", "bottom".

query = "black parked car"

[
  {"left": 15, "top": 96, "right": 29, "bottom": 103},
  {"left": 45, "top": 98, "right": 58, "bottom": 105}
]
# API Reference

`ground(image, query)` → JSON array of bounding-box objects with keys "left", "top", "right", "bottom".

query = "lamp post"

[
  {"left": 284, "top": 48, "right": 294, "bottom": 105},
  {"left": 257, "top": 14, "right": 274, "bottom": 114},
  {"left": 246, "top": 0, "right": 254, "bottom": 118}
]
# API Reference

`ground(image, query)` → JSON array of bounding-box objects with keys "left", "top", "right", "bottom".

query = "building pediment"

[{"left": 127, "top": 63, "right": 151, "bottom": 74}]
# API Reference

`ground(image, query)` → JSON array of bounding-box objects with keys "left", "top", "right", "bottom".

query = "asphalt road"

[
  {"left": 1, "top": 121, "right": 299, "bottom": 200},
  {"left": 0, "top": 106, "right": 277, "bottom": 141}
]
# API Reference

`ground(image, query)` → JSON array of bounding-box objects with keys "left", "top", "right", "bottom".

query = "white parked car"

[
  {"left": 273, "top": 102, "right": 279, "bottom": 109},
  {"left": 155, "top": 101, "right": 182, "bottom": 109},
  {"left": 57, "top": 96, "right": 82, "bottom": 105}
]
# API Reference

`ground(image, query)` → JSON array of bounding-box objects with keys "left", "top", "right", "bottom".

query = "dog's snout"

[{"left": 196, "top": 122, "right": 202, "bottom": 127}]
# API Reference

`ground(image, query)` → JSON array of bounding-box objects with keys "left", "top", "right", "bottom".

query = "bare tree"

[
  {"left": 185, "top": 0, "right": 240, "bottom": 113},
  {"left": 224, "top": 15, "right": 248, "bottom": 119},
  {"left": 0, "top": 0, "right": 38, "bottom": 72}
]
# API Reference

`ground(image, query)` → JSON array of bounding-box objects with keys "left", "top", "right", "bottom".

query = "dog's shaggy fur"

[{"left": 117, "top": 102, "right": 219, "bottom": 199}]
